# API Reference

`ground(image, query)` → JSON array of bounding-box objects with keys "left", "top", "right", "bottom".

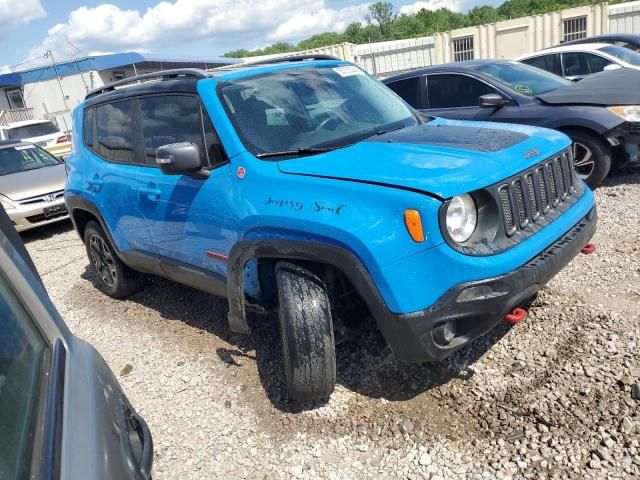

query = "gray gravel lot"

[{"left": 23, "top": 171, "right": 640, "bottom": 479}]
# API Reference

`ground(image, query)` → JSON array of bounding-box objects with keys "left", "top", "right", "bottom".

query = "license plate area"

[{"left": 43, "top": 204, "right": 67, "bottom": 218}]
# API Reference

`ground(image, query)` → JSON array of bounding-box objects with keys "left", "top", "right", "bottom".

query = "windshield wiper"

[
  {"left": 368, "top": 125, "right": 406, "bottom": 138},
  {"left": 255, "top": 147, "right": 337, "bottom": 159}
]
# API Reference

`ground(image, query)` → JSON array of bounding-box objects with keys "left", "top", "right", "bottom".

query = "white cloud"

[
  {"left": 399, "top": 0, "right": 462, "bottom": 15},
  {"left": 269, "top": 4, "right": 369, "bottom": 41},
  {"left": 0, "top": 0, "right": 46, "bottom": 38},
  {"left": 27, "top": 0, "right": 370, "bottom": 61}
]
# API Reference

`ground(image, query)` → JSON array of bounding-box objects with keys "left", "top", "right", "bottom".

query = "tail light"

[{"left": 56, "top": 135, "right": 68, "bottom": 144}]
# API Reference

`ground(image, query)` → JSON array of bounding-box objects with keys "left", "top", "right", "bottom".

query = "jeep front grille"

[{"left": 497, "top": 150, "right": 576, "bottom": 237}]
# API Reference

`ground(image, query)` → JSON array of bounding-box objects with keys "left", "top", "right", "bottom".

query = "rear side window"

[
  {"left": 521, "top": 54, "right": 562, "bottom": 76},
  {"left": 83, "top": 108, "right": 94, "bottom": 148},
  {"left": 95, "top": 100, "right": 135, "bottom": 163},
  {"left": 427, "top": 74, "right": 494, "bottom": 108},
  {"left": 386, "top": 76, "right": 424, "bottom": 108}
]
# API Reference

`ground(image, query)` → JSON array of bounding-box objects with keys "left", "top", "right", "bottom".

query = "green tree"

[
  {"left": 466, "top": 6, "right": 502, "bottom": 26},
  {"left": 390, "top": 14, "right": 424, "bottom": 39},
  {"left": 366, "top": 2, "right": 397, "bottom": 36},
  {"left": 298, "top": 32, "right": 344, "bottom": 50}
]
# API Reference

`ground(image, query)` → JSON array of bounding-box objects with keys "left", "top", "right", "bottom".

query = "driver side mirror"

[
  {"left": 479, "top": 93, "right": 506, "bottom": 108},
  {"left": 156, "top": 143, "right": 205, "bottom": 177},
  {"left": 603, "top": 64, "right": 622, "bottom": 72}
]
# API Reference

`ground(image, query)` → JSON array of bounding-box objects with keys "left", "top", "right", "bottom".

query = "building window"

[
  {"left": 5, "top": 89, "right": 26, "bottom": 109},
  {"left": 563, "top": 16, "right": 587, "bottom": 42},
  {"left": 112, "top": 71, "right": 126, "bottom": 81},
  {"left": 452, "top": 36, "right": 474, "bottom": 62}
]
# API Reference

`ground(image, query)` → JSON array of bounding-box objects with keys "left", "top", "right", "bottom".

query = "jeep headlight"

[
  {"left": 608, "top": 105, "right": 640, "bottom": 122},
  {"left": 0, "top": 195, "right": 15, "bottom": 211},
  {"left": 445, "top": 194, "right": 477, "bottom": 243}
]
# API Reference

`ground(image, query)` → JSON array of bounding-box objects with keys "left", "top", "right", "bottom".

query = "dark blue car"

[{"left": 384, "top": 60, "right": 640, "bottom": 187}]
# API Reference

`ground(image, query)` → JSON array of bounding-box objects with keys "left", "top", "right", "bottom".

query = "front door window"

[{"left": 0, "top": 275, "right": 48, "bottom": 480}]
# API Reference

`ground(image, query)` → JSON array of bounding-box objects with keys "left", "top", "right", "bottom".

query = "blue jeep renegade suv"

[{"left": 65, "top": 56, "right": 596, "bottom": 402}]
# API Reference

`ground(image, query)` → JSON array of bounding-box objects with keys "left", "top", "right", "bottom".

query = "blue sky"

[{"left": 0, "top": 0, "right": 497, "bottom": 71}]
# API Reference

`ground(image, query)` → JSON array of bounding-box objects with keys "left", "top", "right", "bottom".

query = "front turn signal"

[{"left": 404, "top": 209, "right": 425, "bottom": 243}]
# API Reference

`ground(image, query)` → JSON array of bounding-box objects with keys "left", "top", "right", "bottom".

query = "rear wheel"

[
  {"left": 567, "top": 130, "right": 611, "bottom": 188},
  {"left": 83, "top": 221, "right": 142, "bottom": 298},
  {"left": 275, "top": 262, "right": 336, "bottom": 402}
]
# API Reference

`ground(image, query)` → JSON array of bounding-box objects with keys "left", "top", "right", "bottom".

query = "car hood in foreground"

[
  {"left": 0, "top": 163, "right": 66, "bottom": 201},
  {"left": 537, "top": 68, "right": 640, "bottom": 106},
  {"left": 277, "top": 118, "right": 571, "bottom": 199}
]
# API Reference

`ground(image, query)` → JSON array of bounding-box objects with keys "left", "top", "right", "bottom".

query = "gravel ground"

[{"left": 23, "top": 170, "right": 640, "bottom": 479}]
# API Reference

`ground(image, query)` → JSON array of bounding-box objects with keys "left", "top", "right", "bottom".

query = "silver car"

[{"left": 0, "top": 140, "right": 68, "bottom": 232}]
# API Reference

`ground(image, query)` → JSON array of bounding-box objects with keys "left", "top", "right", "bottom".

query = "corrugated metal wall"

[
  {"left": 609, "top": 0, "right": 640, "bottom": 33},
  {"left": 352, "top": 37, "right": 436, "bottom": 76}
]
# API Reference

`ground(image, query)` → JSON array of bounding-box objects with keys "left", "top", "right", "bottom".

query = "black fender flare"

[
  {"left": 226, "top": 239, "right": 391, "bottom": 335},
  {"left": 65, "top": 195, "right": 122, "bottom": 258}
]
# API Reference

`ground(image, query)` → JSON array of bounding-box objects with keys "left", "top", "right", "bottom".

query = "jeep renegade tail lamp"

[{"left": 404, "top": 209, "right": 425, "bottom": 242}]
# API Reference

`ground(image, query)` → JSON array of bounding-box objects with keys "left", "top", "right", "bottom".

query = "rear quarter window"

[{"left": 83, "top": 108, "right": 94, "bottom": 148}]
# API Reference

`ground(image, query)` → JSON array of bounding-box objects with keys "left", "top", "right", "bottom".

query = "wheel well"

[
  {"left": 256, "top": 258, "right": 374, "bottom": 329},
  {"left": 71, "top": 208, "right": 98, "bottom": 238},
  {"left": 557, "top": 126, "right": 606, "bottom": 144}
]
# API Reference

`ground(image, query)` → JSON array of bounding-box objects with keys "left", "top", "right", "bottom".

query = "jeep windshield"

[
  {"left": 219, "top": 64, "right": 420, "bottom": 158},
  {"left": 475, "top": 62, "right": 571, "bottom": 96}
]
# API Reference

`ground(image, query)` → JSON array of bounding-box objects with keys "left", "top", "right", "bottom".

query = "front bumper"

[
  {"left": 609, "top": 122, "right": 640, "bottom": 166},
  {"left": 377, "top": 207, "right": 597, "bottom": 363},
  {"left": 7, "top": 198, "right": 69, "bottom": 232}
]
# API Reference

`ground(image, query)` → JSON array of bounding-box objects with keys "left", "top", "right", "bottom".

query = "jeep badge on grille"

[{"left": 523, "top": 148, "right": 541, "bottom": 159}]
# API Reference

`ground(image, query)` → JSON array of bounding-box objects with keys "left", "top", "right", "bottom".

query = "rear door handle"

[{"left": 138, "top": 187, "right": 161, "bottom": 200}]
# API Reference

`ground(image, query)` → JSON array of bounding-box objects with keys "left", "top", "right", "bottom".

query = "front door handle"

[{"left": 138, "top": 186, "right": 161, "bottom": 200}]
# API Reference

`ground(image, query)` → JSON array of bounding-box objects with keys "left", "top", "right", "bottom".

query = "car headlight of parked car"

[
  {"left": 445, "top": 193, "right": 478, "bottom": 243},
  {"left": 608, "top": 105, "right": 640, "bottom": 122},
  {"left": 0, "top": 195, "right": 15, "bottom": 211}
]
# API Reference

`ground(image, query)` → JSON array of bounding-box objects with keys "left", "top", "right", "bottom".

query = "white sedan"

[
  {"left": 0, "top": 119, "right": 71, "bottom": 157},
  {"left": 516, "top": 42, "right": 640, "bottom": 80}
]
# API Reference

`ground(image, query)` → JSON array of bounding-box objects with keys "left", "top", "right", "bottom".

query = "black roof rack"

[
  {"left": 85, "top": 68, "right": 213, "bottom": 99},
  {"left": 244, "top": 54, "right": 340, "bottom": 66}
]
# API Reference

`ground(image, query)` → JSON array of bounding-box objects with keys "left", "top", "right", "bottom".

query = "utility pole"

[
  {"left": 45, "top": 49, "right": 71, "bottom": 134},
  {"left": 66, "top": 39, "right": 89, "bottom": 92}
]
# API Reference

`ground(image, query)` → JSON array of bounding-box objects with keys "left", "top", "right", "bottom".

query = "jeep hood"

[{"left": 277, "top": 118, "right": 571, "bottom": 199}]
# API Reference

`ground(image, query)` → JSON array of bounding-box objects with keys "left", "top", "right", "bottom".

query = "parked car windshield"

[
  {"left": 5, "top": 122, "right": 59, "bottom": 140},
  {"left": 219, "top": 64, "right": 419, "bottom": 157},
  {"left": 475, "top": 62, "right": 571, "bottom": 95},
  {"left": 0, "top": 145, "right": 59, "bottom": 176},
  {"left": 600, "top": 45, "right": 640, "bottom": 66}
]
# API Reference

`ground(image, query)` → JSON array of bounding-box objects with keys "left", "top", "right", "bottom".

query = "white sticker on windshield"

[
  {"left": 14, "top": 145, "right": 35, "bottom": 151},
  {"left": 333, "top": 65, "right": 364, "bottom": 77},
  {"left": 265, "top": 108, "right": 288, "bottom": 126}
]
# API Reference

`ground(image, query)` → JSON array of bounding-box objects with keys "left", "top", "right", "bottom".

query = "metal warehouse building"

[{"left": 0, "top": 52, "right": 238, "bottom": 133}]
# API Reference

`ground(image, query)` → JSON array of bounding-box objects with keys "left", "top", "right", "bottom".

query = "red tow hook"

[
  {"left": 581, "top": 243, "right": 596, "bottom": 255},
  {"left": 504, "top": 307, "right": 527, "bottom": 325}
]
